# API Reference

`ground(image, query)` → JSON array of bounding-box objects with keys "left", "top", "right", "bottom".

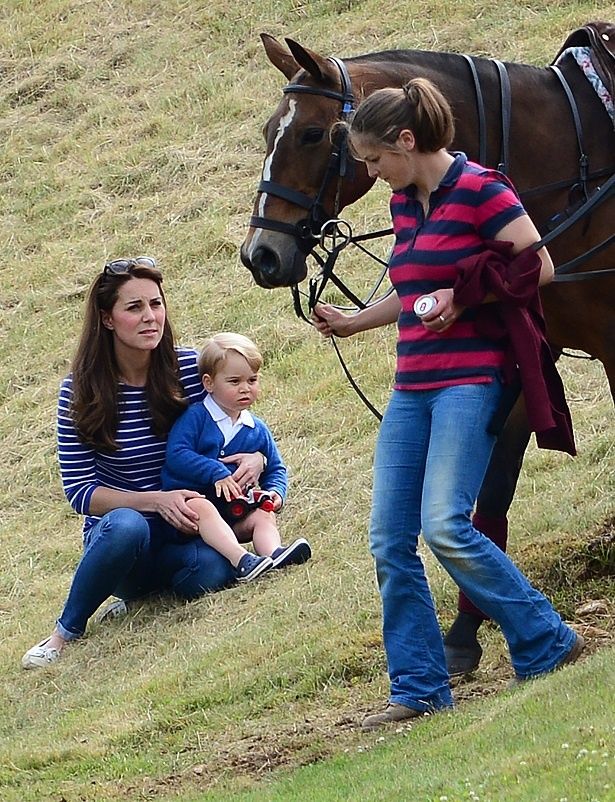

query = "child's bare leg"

[
  {"left": 187, "top": 498, "right": 248, "bottom": 567},
  {"left": 234, "top": 509, "right": 281, "bottom": 556}
]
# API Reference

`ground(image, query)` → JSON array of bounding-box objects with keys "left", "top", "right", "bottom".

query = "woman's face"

[
  {"left": 351, "top": 133, "right": 415, "bottom": 191},
  {"left": 101, "top": 277, "right": 166, "bottom": 355}
]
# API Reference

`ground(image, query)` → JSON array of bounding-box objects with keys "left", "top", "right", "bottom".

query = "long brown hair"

[{"left": 70, "top": 263, "right": 188, "bottom": 451}]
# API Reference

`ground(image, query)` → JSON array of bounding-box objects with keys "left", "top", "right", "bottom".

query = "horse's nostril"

[{"left": 253, "top": 246, "right": 280, "bottom": 279}]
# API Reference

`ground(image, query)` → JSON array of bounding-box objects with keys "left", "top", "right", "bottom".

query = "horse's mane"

[
  {"left": 344, "top": 49, "right": 464, "bottom": 64},
  {"left": 342, "top": 48, "right": 544, "bottom": 74}
]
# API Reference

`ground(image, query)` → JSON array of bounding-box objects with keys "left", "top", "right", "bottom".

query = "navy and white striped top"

[
  {"left": 57, "top": 347, "right": 204, "bottom": 536},
  {"left": 389, "top": 152, "right": 526, "bottom": 389}
]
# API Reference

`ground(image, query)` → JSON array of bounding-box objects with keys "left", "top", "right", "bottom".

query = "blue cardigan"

[{"left": 161, "top": 402, "right": 288, "bottom": 499}]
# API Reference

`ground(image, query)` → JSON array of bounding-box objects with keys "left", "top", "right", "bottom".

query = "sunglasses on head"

[{"left": 103, "top": 256, "right": 158, "bottom": 277}]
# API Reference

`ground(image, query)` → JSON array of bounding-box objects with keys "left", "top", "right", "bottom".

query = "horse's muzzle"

[{"left": 240, "top": 242, "right": 308, "bottom": 288}]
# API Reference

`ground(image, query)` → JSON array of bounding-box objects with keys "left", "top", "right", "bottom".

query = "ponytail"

[{"left": 348, "top": 76, "right": 455, "bottom": 152}]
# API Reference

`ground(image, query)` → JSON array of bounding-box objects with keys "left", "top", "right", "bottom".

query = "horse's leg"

[{"left": 444, "top": 395, "right": 531, "bottom": 674}]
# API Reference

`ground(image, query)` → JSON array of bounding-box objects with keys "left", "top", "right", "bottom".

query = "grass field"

[{"left": 0, "top": 1, "right": 613, "bottom": 800}]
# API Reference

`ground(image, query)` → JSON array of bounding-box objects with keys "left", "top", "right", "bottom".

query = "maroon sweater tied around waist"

[{"left": 454, "top": 241, "right": 576, "bottom": 456}]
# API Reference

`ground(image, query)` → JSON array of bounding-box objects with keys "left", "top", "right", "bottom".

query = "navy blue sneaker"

[
  {"left": 236, "top": 553, "right": 273, "bottom": 582},
  {"left": 271, "top": 538, "right": 312, "bottom": 569}
]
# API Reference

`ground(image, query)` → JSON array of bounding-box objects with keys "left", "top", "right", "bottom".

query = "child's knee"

[
  {"left": 251, "top": 508, "right": 275, "bottom": 524},
  {"left": 187, "top": 497, "right": 218, "bottom": 519}
]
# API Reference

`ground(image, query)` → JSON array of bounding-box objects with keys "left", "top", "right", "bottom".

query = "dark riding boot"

[
  {"left": 444, "top": 512, "right": 510, "bottom": 675},
  {"left": 444, "top": 612, "right": 483, "bottom": 675}
]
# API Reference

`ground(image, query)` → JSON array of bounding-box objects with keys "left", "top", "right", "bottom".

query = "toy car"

[{"left": 226, "top": 488, "right": 275, "bottom": 521}]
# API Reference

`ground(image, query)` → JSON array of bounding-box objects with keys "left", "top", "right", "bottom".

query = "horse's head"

[{"left": 241, "top": 35, "right": 373, "bottom": 288}]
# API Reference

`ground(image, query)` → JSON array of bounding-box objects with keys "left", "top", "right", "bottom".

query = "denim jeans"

[
  {"left": 56, "top": 508, "right": 236, "bottom": 640},
  {"left": 370, "top": 384, "right": 576, "bottom": 711}
]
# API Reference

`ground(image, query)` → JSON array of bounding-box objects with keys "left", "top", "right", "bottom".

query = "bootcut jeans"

[
  {"left": 56, "top": 508, "right": 236, "bottom": 640},
  {"left": 369, "top": 383, "right": 576, "bottom": 712}
]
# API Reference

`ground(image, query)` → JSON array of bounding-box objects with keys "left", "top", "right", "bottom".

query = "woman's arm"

[
  {"left": 425, "top": 214, "right": 553, "bottom": 333},
  {"left": 88, "top": 486, "right": 201, "bottom": 533},
  {"left": 495, "top": 214, "right": 554, "bottom": 286}
]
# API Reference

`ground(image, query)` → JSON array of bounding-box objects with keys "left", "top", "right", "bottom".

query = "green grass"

[
  {"left": 1, "top": 1, "right": 614, "bottom": 800},
  {"left": 188, "top": 650, "right": 615, "bottom": 802}
]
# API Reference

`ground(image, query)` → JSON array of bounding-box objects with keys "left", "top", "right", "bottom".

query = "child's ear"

[{"left": 202, "top": 374, "right": 214, "bottom": 392}]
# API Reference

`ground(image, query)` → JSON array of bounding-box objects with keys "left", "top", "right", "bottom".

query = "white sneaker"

[
  {"left": 22, "top": 638, "right": 62, "bottom": 670},
  {"left": 94, "top": 598, "right": 128, "bottom": 624}
]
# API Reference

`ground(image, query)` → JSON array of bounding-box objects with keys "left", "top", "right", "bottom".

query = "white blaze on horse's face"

[{"left": 249, "top": 99, "right": 297, "bottom": 254}]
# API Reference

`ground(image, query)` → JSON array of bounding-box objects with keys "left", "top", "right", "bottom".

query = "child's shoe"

[
  {"left": 271, "top": 538, "right": 312, "bottom": 569},
  {"left": 236, "top": 553, "right": 273, "bottom": 582}
]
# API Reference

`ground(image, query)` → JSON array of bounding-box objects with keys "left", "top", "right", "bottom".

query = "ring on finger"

[{"left": 439, "top": 314, "right": 446, "bottom": 323}]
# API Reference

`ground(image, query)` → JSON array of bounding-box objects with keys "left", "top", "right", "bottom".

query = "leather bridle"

[{"left": 249, "top": 56, "right": 355, "bottom": 252}]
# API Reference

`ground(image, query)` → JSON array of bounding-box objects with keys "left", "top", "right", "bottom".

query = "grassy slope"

[{"left": 0, "top": 1, "right": 613, "bottom": 800}]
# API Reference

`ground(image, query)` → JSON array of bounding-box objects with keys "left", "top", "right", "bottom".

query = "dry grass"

[{"left": 0, "top": 1, "right": 613, "bottom": 800}]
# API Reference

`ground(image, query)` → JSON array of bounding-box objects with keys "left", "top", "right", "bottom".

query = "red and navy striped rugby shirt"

[{"left": 389, "top": 152, "right": 526, "bottom": 390}]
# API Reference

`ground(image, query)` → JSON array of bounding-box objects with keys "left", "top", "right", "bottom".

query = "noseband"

[{"left": 248, "top": 57, "right": 355, "bottom": 249}]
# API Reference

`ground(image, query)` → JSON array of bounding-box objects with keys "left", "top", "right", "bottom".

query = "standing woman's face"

[
  {"left": 351, "top": 132, "right": 416, "bottom": 192},
  {"left": 101, "top": 277, "right": 166, "bottom": 354}
]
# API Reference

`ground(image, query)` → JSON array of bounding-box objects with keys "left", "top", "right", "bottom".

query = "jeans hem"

[
  {"left": 55, "top": 619, "right": 84, "bottom": 641},
  {"left": 513, "top": 626, "right": 578, "bottom": 679},
  {"left": 389, "top": 695, "right": 454, "bottom": 713}
]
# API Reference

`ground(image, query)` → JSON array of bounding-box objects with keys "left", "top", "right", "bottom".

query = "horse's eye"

[{"left": 301, "top": 127, "right": 325, "bottom": 145}]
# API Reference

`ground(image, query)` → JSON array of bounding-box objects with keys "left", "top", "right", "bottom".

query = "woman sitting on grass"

[{"left": 22, "top": 257, "right": 265, "bottom": 669}]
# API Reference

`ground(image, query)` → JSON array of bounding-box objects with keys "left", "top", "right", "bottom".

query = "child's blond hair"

[{"left": 198, "top": 333, "right": 262, "bottom": 378}]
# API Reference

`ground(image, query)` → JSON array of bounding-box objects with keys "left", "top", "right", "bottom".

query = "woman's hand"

[
  {"left": 312, "top": 303, "right": 356, "bottom": 338},
  {"left": 221, "top": 452, "right": 264, "bottom": 488},
  {"left": 155, "top": 489, "right": 202, "bottom": 534},
  {"left": 420, "top": 288, "right": 464, "bottom": 333},
  {"left": 313, "top": 293, "right": 401, "bottom": 336}
]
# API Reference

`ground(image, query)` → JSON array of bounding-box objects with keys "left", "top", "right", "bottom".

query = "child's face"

[{"left": 203, "top": 350, "right": 261, "bottom": 419}]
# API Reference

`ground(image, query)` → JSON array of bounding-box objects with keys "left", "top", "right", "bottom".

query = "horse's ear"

[
  {"left": 260, "top": 33, "right": 300, "bottom": 80},
  {"left": 284, "top": 38, "right": 338, "bottom": 86}
]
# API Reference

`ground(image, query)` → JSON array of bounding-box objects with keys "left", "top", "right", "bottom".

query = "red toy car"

[{"left": 226, "top": 489, "right": 275, "bottom": 521}]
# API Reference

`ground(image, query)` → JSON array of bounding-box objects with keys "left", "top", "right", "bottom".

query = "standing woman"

[
  {"left": 313, "top": 78, "right": 583, "bottom": 729},
  {"left": 22, "top": 257, "right": 264, "bottom": 668}
]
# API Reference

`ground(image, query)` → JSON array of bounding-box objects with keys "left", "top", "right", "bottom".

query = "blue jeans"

[
  {"left": 56, "top": 509, "right": 236, "bottom": 640},
  {"left": 370, "top": 384, "right": 576, "bottom": 711}
]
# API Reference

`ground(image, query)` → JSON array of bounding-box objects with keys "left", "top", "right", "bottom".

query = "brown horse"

[{"left": 240, "top": 31, "right": 615, "bottom": 672}]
